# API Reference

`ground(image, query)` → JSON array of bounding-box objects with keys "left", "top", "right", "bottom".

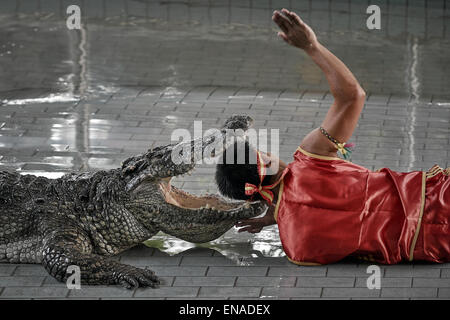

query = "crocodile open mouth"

[{"left": 159, "top": 176, "right": 241, "bottom": 211}]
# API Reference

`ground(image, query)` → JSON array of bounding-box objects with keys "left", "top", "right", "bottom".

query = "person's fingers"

[
  {"left": 237, "top": 217, "right": 265, "bottom": 225},
  {"left": 277, "top": 12, "right": 292, "bottom": 31},
  {"left": 277, "top": 32, "right": 290, "bottom": 44},
  {"left": 236, "top": 221, "right": 264, "bottom": 231},
  {"left": 235, "top": 221, "right": 255, "bottom": 228},
  {"left": 237, "top": 226, "right": 253, "bottom": 233},
  {"left": 236, "top": 224, "right": 252, "bottom": 230},
  {"left": 236, "top": 219, "right": 258, "bottom": 226},
  {"left": 238, "top": 226, "right": 263, "bottom": 233},
  {"left": 236, "top": 223, "right": 262, "bottom": 231},
  {"left": 282, "top": 9, "right": 300, "bottom": 26},
  {"left": 280, "top": 8, "right": 296, "bottom": 24},
  {"left": 285, "top": 10, "right": 305, "bottom": 27},
  {"left": 272, "top": 11, "right": 291, "bottom": 33},
  {"left": 236, "top": 220, "right": 251, "bottom": 226},
  {"left": 272, "top": 15, "right": 288, "bottom": 33}
]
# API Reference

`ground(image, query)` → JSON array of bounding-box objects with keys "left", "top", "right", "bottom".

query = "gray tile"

[
  {"left": 150, "top": 266, "right": 207, "bottom": 277},
  {"left": 173, "top": 277, "right": 235, "bottom": 287},
  {"left": 326, "top": 265, "right": 375, "bottom": 278},
  {"left": 13, "top": 265, "right": 49, "bottom": 277},
  {"left": 0, "top": 265, "right": 17, "bottom": 276},
  {"left": 158, "top": 277, "right": 175, "bottom": 287},
  {"left": 438, "top": 288, "right": 450, "bottom": 298},
  {"left": 236, "top": 276, "right": 296, "bottom": 287},
  {"left": 268, "top": 266, "right": 327, "bottom": 277},
  {"left": 198, "top": 286, "right": 261, "bottom": 298},
  {"left": 322, "top": 288, "right": 381, "bottom": 298},
  {"left": 180, "top": 257, "right": 235, "bottom": 266},
  {"left": 384, "top": 265, "right": 441, "bottom": 278},
  {"left": 41, "top": 276, "right": 75, "bottom": 287},
  {"left": 0, "top": 276, "right": 45, "bottom": 287},
  {"left": 238, "top": 257, "right": 293, "bottom": 266},
  {"left": 381, "top": 288, "right": 438, "bottom": 298},
  {"left": 1, "top": 287, "right": 69, "bottom": 298},
  {"left": 297, "top": 277, "right": 356, "bottom": 288},
  {"left": 207, "top": 267, "right": 268, "bottom": 277},
  {"left": 355, "top": 277, "right": 412, "bottom": 288},
  {"left": 119, "top": 256, "right": 181, "bottom": 266},
  {"left": 441, "top": 269, "right": 450, "bottom": 278},
  {"left": 134, "top": 286, "right": 199, "bottom": 298},
  {"left": 413, "top": 278, "right": 450, "bottom": 288},
  {"left": 68, "top": 286, "right": 134, "bottom": 298},
  {"left": 261, "top": 287, "right": 322, "bottom": 298}
]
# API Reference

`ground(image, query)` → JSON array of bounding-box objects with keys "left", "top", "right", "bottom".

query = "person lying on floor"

[{"left": 215, "top": 9, "right": 450, "bottom": 265}]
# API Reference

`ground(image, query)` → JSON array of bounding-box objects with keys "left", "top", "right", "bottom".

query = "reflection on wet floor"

[
  {"left": 144, "top": 225, "right": 284, "bottom": 262},
  {"left": 1, "top": 0, "right": 450, "bottom": 97},
  {"left": 0, "top": 0, "right": 449, "bottom": 262}
]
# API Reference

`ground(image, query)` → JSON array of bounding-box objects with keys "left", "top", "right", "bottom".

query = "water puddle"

[
  {"left": 144, "top": 225, "right": 284, "bottom": 265},
  {"left": 2, "top": 93, "right": 80, "bottom": 106}
]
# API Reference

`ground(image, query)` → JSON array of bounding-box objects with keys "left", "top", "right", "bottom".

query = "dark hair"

[{"left": 215, "top": 139, "right": 268, "bottom": 200}]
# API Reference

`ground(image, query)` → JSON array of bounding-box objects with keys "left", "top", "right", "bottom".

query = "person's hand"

[
  {"left": 235, "top": 206, "right": 276, "bottom": 234},
  {"left": 272, "top": 9, "right": 318, "bottom": 52}
]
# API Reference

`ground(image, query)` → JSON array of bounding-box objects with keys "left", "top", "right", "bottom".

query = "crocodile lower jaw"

[{"left": 159, "top": 177, "right": 244, "bottom": 211}]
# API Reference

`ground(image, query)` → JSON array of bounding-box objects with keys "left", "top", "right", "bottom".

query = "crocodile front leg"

[{"left": 40, "top": 220, "right": 159, "bottom": 288}]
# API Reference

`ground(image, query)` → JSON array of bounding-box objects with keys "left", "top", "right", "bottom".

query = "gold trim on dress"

[
  {"left": 273, "top": 180, "right": 284, "bottom": 222},
  {"left": 287, "top": 256, "right": 322, "bottom": 266},
  {"left": 409, "top": 171, "right": 426, "bottom": 261},
  {"left": 426, "top": 164, "right": 443, "bottom": 179},
  {"left": 296, "top": 146, "right": 349, "bottom": 162},
  {"left": 425, "top": 164, "right": 450, "bottom": 179}
]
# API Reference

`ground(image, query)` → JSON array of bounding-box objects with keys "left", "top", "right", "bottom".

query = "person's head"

[{"left": 215, "top": 139, "right": 280, "bottom": 201}]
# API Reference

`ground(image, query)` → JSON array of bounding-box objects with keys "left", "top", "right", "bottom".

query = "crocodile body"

[{"left": 0, "top": 115, "right": 266, "bottom": 288}]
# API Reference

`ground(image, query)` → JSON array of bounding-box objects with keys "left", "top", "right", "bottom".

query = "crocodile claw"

[{"left": 115, "top": 265, "right": 160, "bottom": 289}]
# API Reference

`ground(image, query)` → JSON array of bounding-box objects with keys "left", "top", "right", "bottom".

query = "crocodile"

[{"left": 0, "top": 115, "right": 266, "bottom": 289}]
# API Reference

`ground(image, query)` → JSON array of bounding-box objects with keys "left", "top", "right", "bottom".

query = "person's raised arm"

[{"left": 273, "top": 9, "right": 365, "bottom": 151}]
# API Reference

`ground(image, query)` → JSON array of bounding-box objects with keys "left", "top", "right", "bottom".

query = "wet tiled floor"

[
  {"left": 1, "top": 0, "right": 450, "bottom": 96},
  {"left": 0, "top": 0, "right": 449, "bottom": 299}
]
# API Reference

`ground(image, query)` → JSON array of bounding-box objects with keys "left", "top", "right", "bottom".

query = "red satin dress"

[{"left": 274, "top": 146, "right": 450, "bottom": 265}]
